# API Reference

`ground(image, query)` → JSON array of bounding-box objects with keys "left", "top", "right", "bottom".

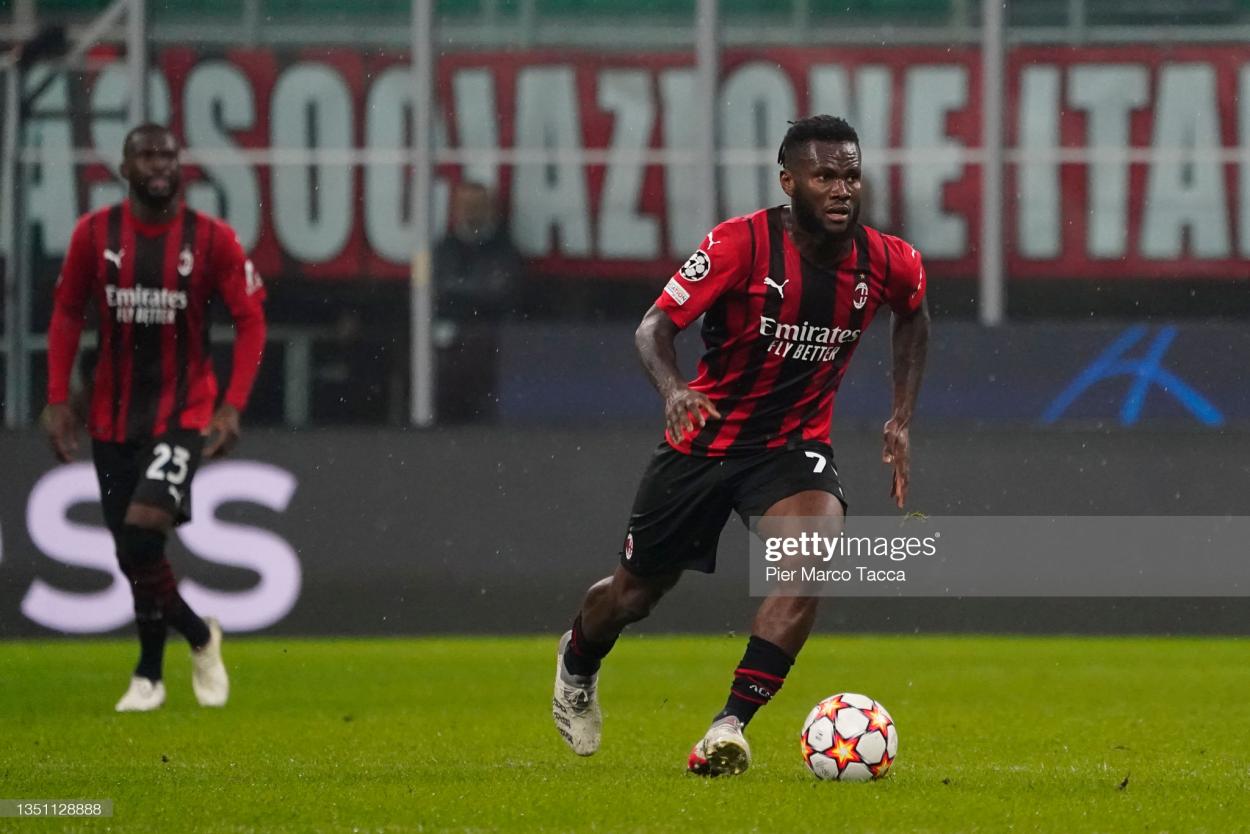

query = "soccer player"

[
  {"left": 42, "top": 124, "right": 267, "bottom": 712},
  {"left": 551, "top": 116, "right": 929, "bottom": 775}
]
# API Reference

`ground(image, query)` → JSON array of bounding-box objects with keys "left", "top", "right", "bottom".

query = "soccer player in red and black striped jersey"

[
  {"left": 552, "top": 116, "right": 929, "bottom": 774},
  {"left": 42, "top": 124, "right": 266, "bottom": 712}
]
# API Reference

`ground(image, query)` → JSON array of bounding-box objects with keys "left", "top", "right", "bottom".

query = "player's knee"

[
  {"left": 615, "top": 592, "right": 656, "bottom": 624},
  {"left": 117, "top": 524, "right": 167, "bottom": 567},
  {"left": 123, "top": 503, "right": 174, "bottom": 532},
  {"left": 614, "top": 574, "right": 676, "bottom": 623}
]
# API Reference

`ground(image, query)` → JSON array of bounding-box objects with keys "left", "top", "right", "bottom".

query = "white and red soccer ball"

[{"left": 800, "top": 692, "right": 898, "bottom": 782}]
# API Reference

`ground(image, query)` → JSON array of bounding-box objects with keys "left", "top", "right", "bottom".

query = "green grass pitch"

[{"left": 2, "top": 634, "right": 1249, "bottom": 833}]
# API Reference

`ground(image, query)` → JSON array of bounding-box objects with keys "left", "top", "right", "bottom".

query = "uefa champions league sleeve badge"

[{"left": 679, "top": 250, "right": 711, "bottom": 282}]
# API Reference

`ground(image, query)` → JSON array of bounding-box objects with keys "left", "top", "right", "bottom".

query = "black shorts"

[
  {"left": 620, "top": 440, "right": 846, "bottom": 576},
  {"left": 92, "top": 429, "right": 205, "bottom": 532}
]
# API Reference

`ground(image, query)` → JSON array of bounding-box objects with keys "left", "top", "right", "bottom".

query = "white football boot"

[
  {"left": 552, "top": 630, "right": 602, "bottom": 756},
  {"left": 191, "top": 617, "right": 229, "bottom": 707},
  {"left": 115, "top": 676, "right": 166, "bottom": 712},
  {"left": 687, "top": 716, "right": 751, "bottom": 777}
]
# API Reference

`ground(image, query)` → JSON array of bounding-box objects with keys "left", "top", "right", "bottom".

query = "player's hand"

[
  {"left": 204, "top": 403, "right": 242, "bottom": 459},
  {"left": 664, "top": 387, "right": 721, "bottom": 444},
  {"left": 882, "top": 416, "right": 910, "bottom": 509},
  {"left": 41, "top": 402, "right": 80, "bottom": 462}
]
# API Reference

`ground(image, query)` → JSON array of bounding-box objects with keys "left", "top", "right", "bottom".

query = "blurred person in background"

[
  {"left": 42, "top": 123, "right": 267, "bottom": 712},
  {"left": 433, "top": 180, "right": 523, "bottom": 423}
]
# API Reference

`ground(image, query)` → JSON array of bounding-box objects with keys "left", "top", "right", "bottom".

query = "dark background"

[{"left": 2, "top": 427, "right": 1247, "bottom": 637}]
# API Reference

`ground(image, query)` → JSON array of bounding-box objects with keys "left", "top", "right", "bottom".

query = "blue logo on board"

[{"left": 1042, "top": 324, "right": 1224, "bottom": 427}]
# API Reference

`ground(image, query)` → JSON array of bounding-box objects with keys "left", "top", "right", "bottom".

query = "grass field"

[{"left": 2, "top": 635, "right": 1249, "bottom": 833}]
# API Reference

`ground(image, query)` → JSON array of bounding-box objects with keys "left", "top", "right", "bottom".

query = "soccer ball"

[{"left": 800, "top": 692, "right": 898, "bottom": 781}]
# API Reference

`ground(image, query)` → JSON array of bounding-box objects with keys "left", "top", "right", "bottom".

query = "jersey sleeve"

[
  {"left": 654, "top": 217, "right": 753, "bottom": 329},
  {"left": 883, "top": 236, "right": 927, "bottom": 316},
  {"left": 47, "top": 214, "right": 98, "bottom": 404},
  {"left": 209, "top": 223, "right": 268, "bottom": 411}
]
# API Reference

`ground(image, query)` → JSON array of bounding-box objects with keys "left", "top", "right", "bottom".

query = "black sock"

[
  {"left": 563, "top": 613, "right": 617, "bottom": 677},
  {"left": 167, "top": 592, "right": 210, "bottom": 650},
  {"left": 124, "top": 530, "right": 211, "bottom": 651},
  {"left": 118, "top": 526, "right": 169, "bottom": 681},
  {"left": 134, "top": 613, "right": 167, "bottom": 681},
  {"left": 714, "top": 635, "right": 795, "bottom": 727}
]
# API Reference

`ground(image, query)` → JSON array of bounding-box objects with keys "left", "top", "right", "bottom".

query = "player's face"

[
  {"left": 121, "top": 130, "right": 182, "bottom": 205},
  {"left": 453, "top": 184, "right": 492, "bottom": 224},
  {"left": 452, "top": 183, "right": 495, "bottom": 237},
  {"left": 782, "top": 140, "right": 862, "bottom": 239}
]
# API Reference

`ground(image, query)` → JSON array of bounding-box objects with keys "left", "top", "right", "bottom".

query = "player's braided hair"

[{"left": 777, "top": 115, "right": 859, "bottom": 168}]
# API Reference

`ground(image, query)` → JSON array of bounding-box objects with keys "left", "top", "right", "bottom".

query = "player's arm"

[
  {"left": 635, "top": 305, "right": 721, "bottom": 442},
  {"left": 205, "top": 228, "right": 267, "bottom": 458},
  {"left": 42, "top": 217, "right": 96, "bottom": 461},
  {"left": 882, "top": 241, "right": 930, "bottom": 509},
  {"left": 884, "top": 296, "right": 929, "bottom": 507},
  {"left": 642, "top": 220, "right": 751, "bottom": 441}
]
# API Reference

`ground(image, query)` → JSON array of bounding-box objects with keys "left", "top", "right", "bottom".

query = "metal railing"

[
  {"left": 1, "top": 324, "right": 331, "bottom": 427},
  {"left": 6, "top": 0, "right": 1250, "bottom": 48},
  {"left": 2, "top": 0, "right": 147, "bottom": 427},
  {"left": 4, "top": 0, "right": 1246, "bottom": 428}
]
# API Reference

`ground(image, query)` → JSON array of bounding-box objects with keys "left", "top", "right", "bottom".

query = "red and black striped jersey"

[
  {"left": 47, "top": 201, "right": 267, "bottom": 443},
  {"left": 654, "top": 206, "right": 926, "bottom": 457}
]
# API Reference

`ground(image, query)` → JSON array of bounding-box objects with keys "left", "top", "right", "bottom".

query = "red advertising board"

[{"left": 34, "top": 44, "right": 1250, "bottom": 281}]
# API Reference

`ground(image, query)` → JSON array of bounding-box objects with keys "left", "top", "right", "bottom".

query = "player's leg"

[
  {"left": 121, "top": 503, "right": 209, "bottom": 647},
  {"left": 123, "top": 431, "right": 228, "bottom": 707},
  {"left": 689, "top": 446, "right": 845, "bottom": 776},
  {"left": 565, "top": 565, "right": 682, "bottom": 676},
  {"left": 727, "top": 489, "right": 840, "bottom": 714},
  {"left": 94, "top": 440, "right": 168, "bottom": 711},
  {"left": 553, "top": 566, "right": 680, "bottom": 756},
  {"left": 555, "top": 444, "right": 730, "bottom": 757}
]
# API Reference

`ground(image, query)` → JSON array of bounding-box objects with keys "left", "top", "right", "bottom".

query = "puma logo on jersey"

[
  {"left": 705, "top": 232, "right": 721, "bottom": 249},
  {"left": 763, "top": 276, "right": 788, "bottom": 298},
  {"left": 104, "top": 248, "right": 124, "bottom": 269}
]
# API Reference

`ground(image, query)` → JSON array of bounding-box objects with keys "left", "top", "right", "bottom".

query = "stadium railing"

[
  {"left": 9, "top": 0, "right": 1250, "bottom": 49},
  {"left": 6, "top": 325, "right": 334, "bottom": 427}
]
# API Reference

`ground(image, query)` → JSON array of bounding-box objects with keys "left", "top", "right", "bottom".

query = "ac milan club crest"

[
  {"left": 178, "top": 246, "right": 195, "bottom": 277},
  {"left": 852, "top": 278, "right": 869, "bottom": 310}
]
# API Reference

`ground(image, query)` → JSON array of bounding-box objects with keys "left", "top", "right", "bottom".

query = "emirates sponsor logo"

[
  {"left": 758, "top": 315, "right": 861, "bottom": 362},
  {"left": 105, "top": 284, "right": 188, "bottom": 325}
]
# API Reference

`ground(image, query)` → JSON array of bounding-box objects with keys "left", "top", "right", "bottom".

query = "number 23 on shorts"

[{"left": 146, "top": 442, "right": 191, "bottom": 484}]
